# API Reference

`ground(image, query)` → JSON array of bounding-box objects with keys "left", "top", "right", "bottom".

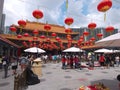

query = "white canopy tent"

[
  {"left": 24, "top": 47, "right": 46, "bottom": 53},
  {"left": 94, "top": 48, "right": 113, "bottom": 53},
  {"left": 95, "top": 32, "right": 120, "bottom": 47},
  {"left": 63, "top": 47, "right": 84, "bottom": 52},
  {"left": 94, "top": 48, "right": 120, "bottom": 53}
]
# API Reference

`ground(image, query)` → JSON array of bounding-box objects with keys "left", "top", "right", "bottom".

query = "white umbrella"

[
  {"left": 94, "top": 48, "right": 113, "bottom": 53},
  {"left": 63, "top": 47, "right": 83, "bottom": 52},
  {"left": 24, "top": 47, "right": 46, "bottom": 53},
  {"left": 95, "top": 32, "right": 120, "bottom": 47}
]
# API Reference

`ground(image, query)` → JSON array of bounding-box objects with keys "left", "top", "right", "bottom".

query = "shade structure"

[
  {"left": 63, "top": 47, "right": 83, "bottom": 52},
  {"left": 94, "top": 48, "right": 113, "bottom": 53},
  {"left": 24, "top": 47, "right": 46, "bottom": 53},
  {"left": 95, "top": 32, "right": 120, "bottom": 47}
]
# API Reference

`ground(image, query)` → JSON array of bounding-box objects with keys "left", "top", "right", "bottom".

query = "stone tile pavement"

[{"left": 0, "top": 63, "right": 120, "bottom": 90}]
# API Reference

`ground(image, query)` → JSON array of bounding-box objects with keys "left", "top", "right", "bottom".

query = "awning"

[{"left": 0, "top": 35, "right": 21, "bottom": 48}]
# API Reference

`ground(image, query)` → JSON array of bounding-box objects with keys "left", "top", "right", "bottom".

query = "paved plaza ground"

[{"left": 0, "top": 63, "right": 120, "bottom": 90}]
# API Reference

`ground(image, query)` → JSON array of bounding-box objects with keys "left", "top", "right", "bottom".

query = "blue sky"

[{"left": 3, "top": 0, "right": 120, "bottom": 30}]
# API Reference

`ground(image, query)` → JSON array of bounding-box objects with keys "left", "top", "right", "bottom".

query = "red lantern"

[
  {"left": 105, "top": 26, "right": 114, "bottom": 32},
  {"left": 10, "top": 26, "right": 17, "bottom": 32},
  {"left": 40, "top": 35, "right": 46, "bottom": 39},
  {"left": 66, "top": 34, "right": 71, "bottom": 39},
  {"left": 32, "top": 10, "right": 43, "bottom": 19},
  {"left": 22, "top": 41, "right": 28, "bottom": 47},
  {"left": 51, "top": 33, "right": 57, "bottom": 37},
  {"left": 33, "top": 29, "right": 39, "bottom": 35},
  {"left": 46, "top": 38, "right": 50, "bottom": 42},
  {"left": 64, "top": 17, "right": 74, "bottom": 26},
  {"left": 23, "top": 33, "right": 29, "bottom": 37},
  {"left": 28, "top": 40, "right": 32, "bottom": 43},
  {"left": 56, "top": 37, "right": 60, "bottom": 41},
  {"left": 44, "top": 24, "right": 51, "bottom": 31},
  {"left": 65, "top": 28, "right": 72, "bottom": 34},
  {"left": 97, "top": 0, "right": 112, "bottom": 12},
  {"left": 78, "top": 39, "right": 83, "bottom": 43},
  {"left": 97, "top": 33, "right": 103, "bottom": 38},
  {"left": 79, "top": 36, "right": 84, "bottom": 39},
  {"left": 17, "top": 34, "right": 22, "bottom": 38},
  {"left": 97, "top": 0, "right": 112, "bottom": 21},
  {"left": 90, "top": 37, "right": 95, "bottom": 41},
  {"left": 83, "top": 31, "right": 89, "bottom": 36},
  {"left": 18, "top": 20, "right": 26, "bottom": 27},
  {"left": 88, "top": 22, "right": 97, "bottom": 30},
  {"left": 33, "top": 42, "right": 37, "bottom": 47},
  {"left": 33, "top": 37, "right": 38, "bottom": 41}
]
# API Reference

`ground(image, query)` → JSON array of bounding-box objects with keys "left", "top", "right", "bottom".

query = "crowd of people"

[{"left": 0, "top": 52, "right": 120, "bottom": 78}]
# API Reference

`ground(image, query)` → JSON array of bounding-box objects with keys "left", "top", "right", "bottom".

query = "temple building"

[{"left": 0, "top": 20, "right": 79, "bottom": 55}]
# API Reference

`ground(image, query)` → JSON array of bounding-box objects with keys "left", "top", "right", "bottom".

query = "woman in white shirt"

[{"left": 115, "top": 56, "right": 120, "bottom": 67}]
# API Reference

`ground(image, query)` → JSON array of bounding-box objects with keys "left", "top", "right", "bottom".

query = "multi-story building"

[
  {"left": 0, "top": 0, "right": 4, "bottom": 34},
  {"left": 71, "top": 27, "right": 118, "bottom": 41}
]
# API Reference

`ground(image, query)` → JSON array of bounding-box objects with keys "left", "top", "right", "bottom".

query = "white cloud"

[{"left": 3, "top": 0, "right": 120, "bottom": 31}]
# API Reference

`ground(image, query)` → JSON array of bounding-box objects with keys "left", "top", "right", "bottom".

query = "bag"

[
  {"left": 26, "top": 67, "right": 40, "bottom": 85},
  {"left": 3, "top": 61, "right": 6, "bottom": 65}
]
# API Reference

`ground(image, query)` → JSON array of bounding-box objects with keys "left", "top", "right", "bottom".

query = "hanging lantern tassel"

[
  {"left": 104, "top": 12, "right": 106, "bottom": 22},
  {"left": 20, "top": 27, "right": 22, "bottom": 34},
  {"left": 46, "top": 31, "right": 48, "bottom": 36}
]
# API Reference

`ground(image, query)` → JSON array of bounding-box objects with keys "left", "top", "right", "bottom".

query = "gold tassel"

[
  {"left": 20, "top": 27, "right": 22, "bottom": 34},
  {"left": 104, "top": 12, "right": 106, "bottom": 22},
  {"left": 66, "top": 0, "right": 68, "bottom": 10}
]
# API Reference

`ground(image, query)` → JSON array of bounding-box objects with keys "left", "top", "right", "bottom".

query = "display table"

[{"left": 32, "top": 58, "right": 42, "bottom": 77}]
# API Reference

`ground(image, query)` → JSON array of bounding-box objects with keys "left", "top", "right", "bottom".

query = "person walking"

[
  {"left": 115, "top": 55, "right": 120, "bottom": 67},
  {"left": 105, "top": 54, "right": 111, "bottom": 69},
  {"left": 0, "top": 55, "right": 2, "bottom": 70},
  {"left": 61, "top": 56, "right": 66, "bottom": 69},
  {"left": 2, "top": 55, "right": 9, "bottom": 78},
  {"left": 11, "top": 57, "right": 18, "bottom": 75},
  {"left": 99, "top": 54, "right": 106, "bottom": 69}
]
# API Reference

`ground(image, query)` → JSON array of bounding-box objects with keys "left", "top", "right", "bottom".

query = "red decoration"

[
  {"left": 66, "top": 34, "right": 71, "bottom": 39},
  {"left": 65, "top": 28, "right": 72, "bottom": 34},
  {"left": 51, "top": 33, "right": 57, "bottom": 37},
  {"left": 97, "top": 0, "right": 112, "bottom": 12},
  {"left": 33, "top": 29, "right": 39, "bottom": 35},
  {"left": 23, "top": 33, "right": 29, "bottom": 37},
  {"left": 88, "top": 22, "right": 97, "bottom": 30},
  {"left": 33, "top": 37, "right": 38, "bottom": 41},
  {"left": 46, "top": 38, "right": 50, "bottom": 42},
  {"left": 33, "top": 42, "right": 36, "bottom": 47},
  {"left": 17, "top": 34, "right": 22, "bottom": 38},
  {"left": 40, "top": 35, "right": 46, "bottom": 39},
  {"left": 22, "top": 41, "right": 28, "bottom": 47},
  {"left": 32, "top": 10, "right": 43, "bottom": 19},
  {"left": 10, "top": 26, "right": 17, "bottom": 32},
  {"left": 83, "top": 31, "right": 89, "bottom": 36},
  {"left": 97, "top": 33, "right": 103, "bottom": 38},
  {"left": 18, "top": 20, "right": 26, "bottom": 27},
  {"left": 90, "top": 37, "right": 95, "bottom": 41},
  {"left": 79, "top": 36, "right": 84, "bottom": 39},
  {"left": 44, "top": 24, "right": 51, "bottom": 31},
  {"left": 56, "top": 37, "right": 60, "bottom": 41},
  {"left": 64, "top": 17, "right": 74, "bottom": 25},
  {"left": 78, "top": 39, "right": 83, "bottom": 43},
  {"left": 28, "top": 40, "right": 32, "bottom": 43},
  {"left": 97, "top": 0, "right": 112, "bottom": 21},
  {"left": 105, "top": 26, "right": 114, "bottom": 32}
]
